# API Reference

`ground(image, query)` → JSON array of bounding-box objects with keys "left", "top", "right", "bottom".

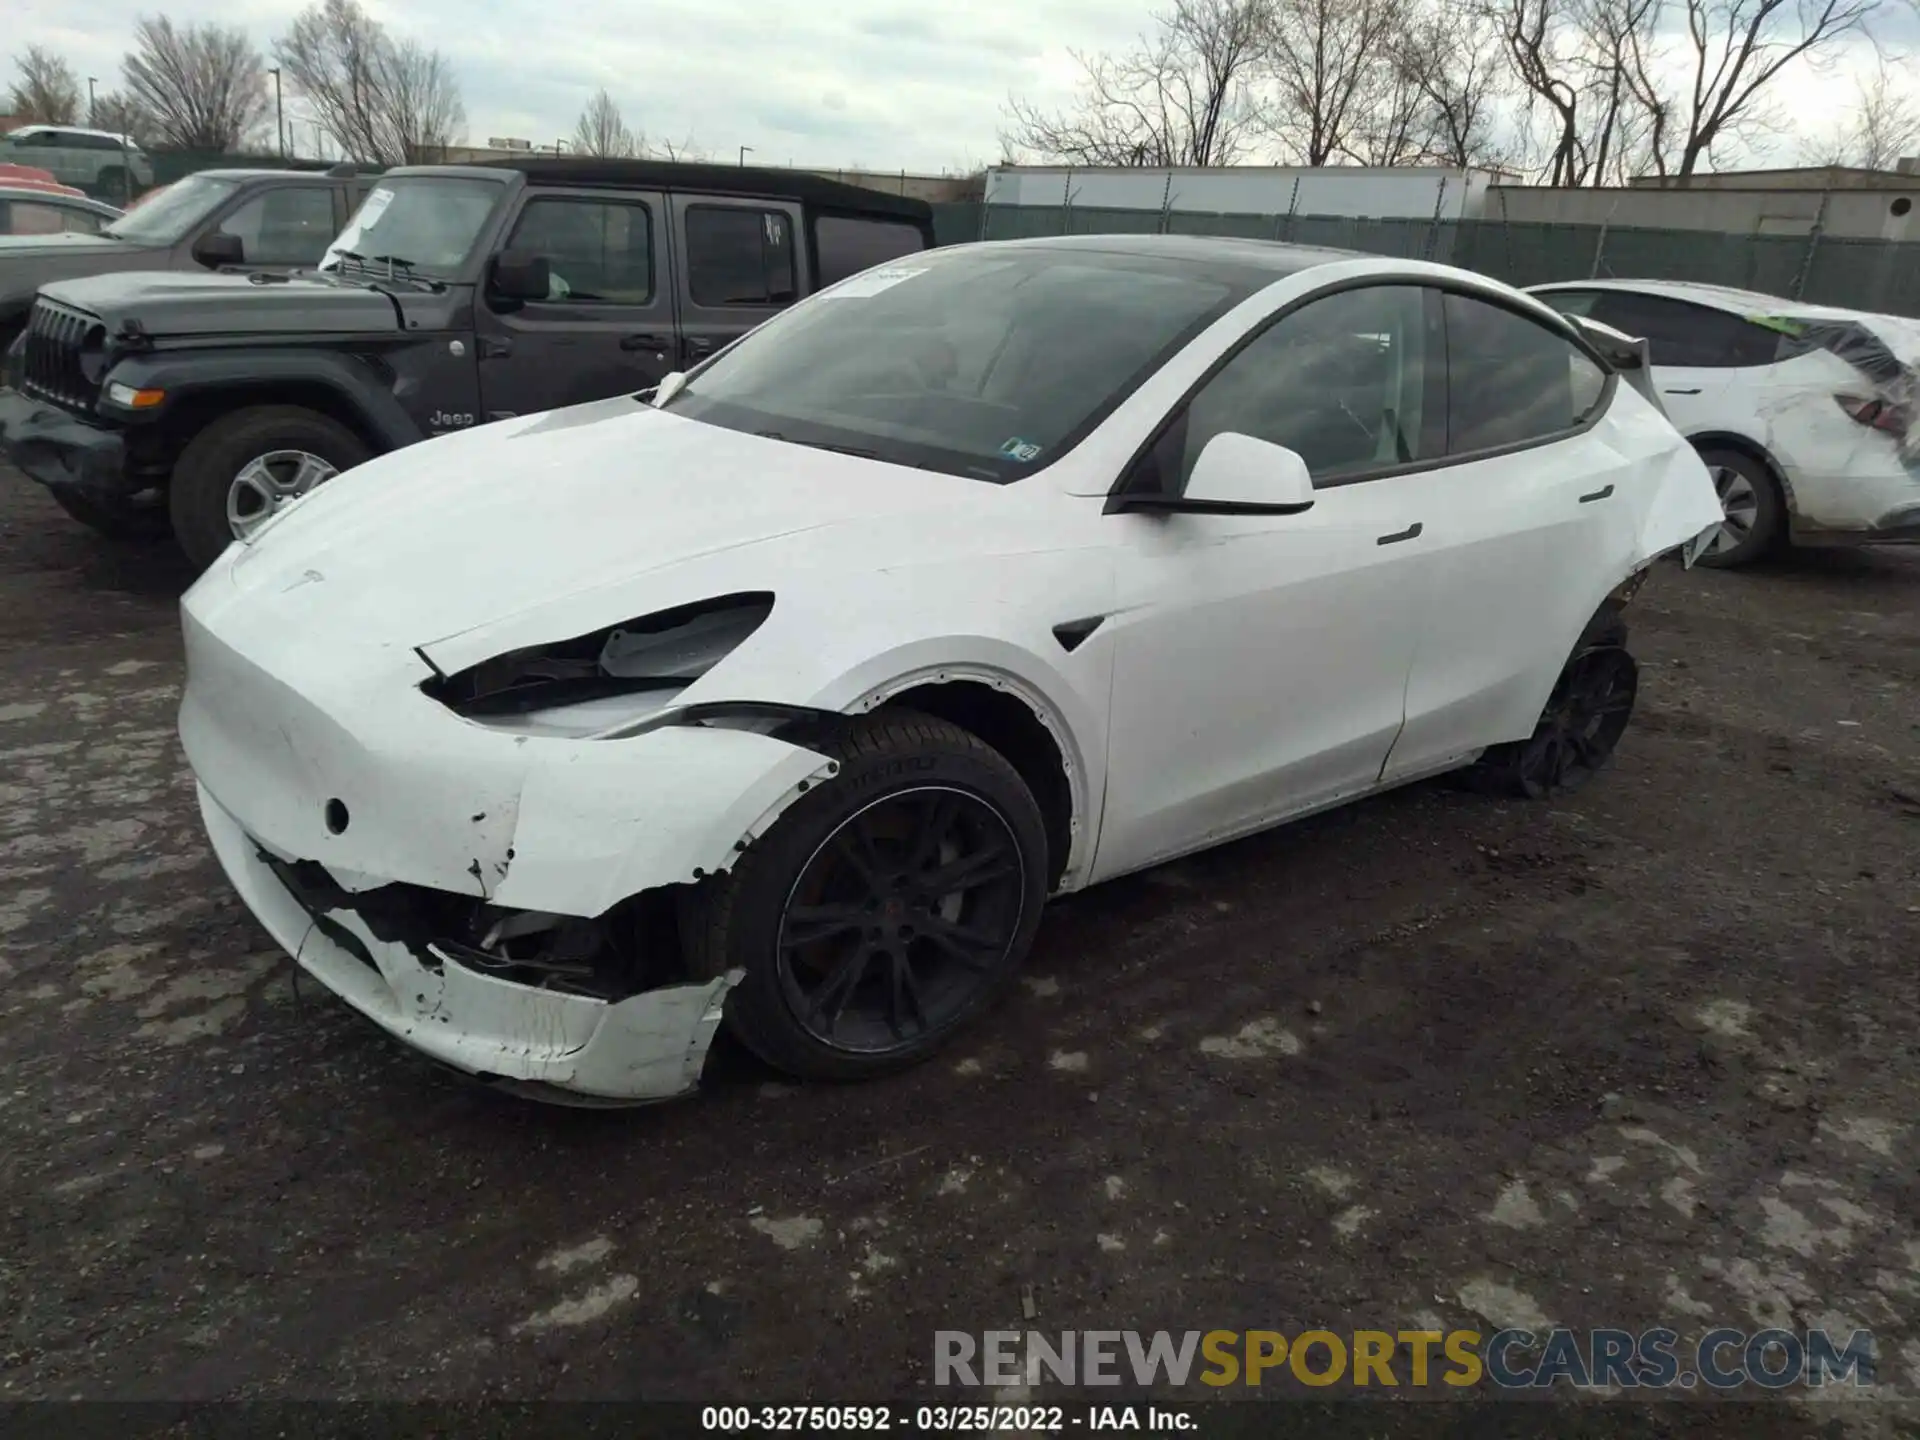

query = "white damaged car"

[{"left": 179, "top": 236, "right": 1724, "bottom": 1104}]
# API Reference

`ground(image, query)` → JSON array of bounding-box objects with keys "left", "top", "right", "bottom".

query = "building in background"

[{"left": 984, "top": 165, "right": 1502, "bottom": 224}]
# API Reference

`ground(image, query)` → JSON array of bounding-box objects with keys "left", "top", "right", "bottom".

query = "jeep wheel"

[{"left": 169, "top": 406, "right": 371, "bottom": 571}]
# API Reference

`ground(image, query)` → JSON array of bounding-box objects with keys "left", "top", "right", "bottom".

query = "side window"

[
  {"left": 686, "top": 206, "right": 796, "bottom": 307},
  {"left": 505, "top": 197, "right": 654, "bottom": 302},
  {"left": 1589, "top": 291, "right": 1780, "bottom": 369},
  {"left": 1535, "top": 289, "right": 1603, "bottom": 319},
  {"left": 78, "top": 133, "right": 124, "bottom": 151},
  {"left": 216, "top": 185, "right": 341, "bottom": 266},
  {"left": 1444, "top": 292, "right": 1609, "bottom": 454},
  {"left": 1169, "top": 285, "right": 1435, "bottom": 489},
  {"left": 815, "top": 214, "right": 923, "bottom": 288},
  {"left": 7, "top": 202, "right": 67, "bottom": 236}
]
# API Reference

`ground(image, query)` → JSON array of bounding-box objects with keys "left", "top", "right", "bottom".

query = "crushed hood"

[
  {"left": 39, "top": 267, "right": 403, "bottom": 336},
  {"left": 189, "top": 399, "right": 1028, "bottom": 674}
]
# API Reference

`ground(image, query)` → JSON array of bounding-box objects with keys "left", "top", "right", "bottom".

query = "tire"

[
  {"left": 1694, "top": 446, "right": 1785, "bottom": 569},
  {"left": 1467, "top": 612, "right": 1638, "bottom": 799},
  {"left": 51, "top": 488, "right": 169, "bottom": 543},
  {"left": 682, "top": 709, "right": 1049, "bottom": 1082},
  {"left": 168, "top": 405, "right": 371, "bottom": 571}
]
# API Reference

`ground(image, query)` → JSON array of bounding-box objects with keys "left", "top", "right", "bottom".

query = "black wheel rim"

[
  {"left": 776, "top": 785, "right": 1027, "bottom": 1056},
  {"left": 1517, "top": 647, "right": 1637, "bottom": 798}
]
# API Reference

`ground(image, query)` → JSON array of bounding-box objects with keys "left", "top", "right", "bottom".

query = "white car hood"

[{"left": 193, "top": 399, "right": 1009, "bottom": 667}]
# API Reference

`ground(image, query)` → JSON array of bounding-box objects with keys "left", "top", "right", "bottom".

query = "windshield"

[
  {"left": 322, "top": 176, "right": 503, "bottom": 279},
  {"left": 103, "top": 174, "right": 237, "bottom": 244},
  {"left": 660, "top": 247, "right": 1259, "bottom": 483}
]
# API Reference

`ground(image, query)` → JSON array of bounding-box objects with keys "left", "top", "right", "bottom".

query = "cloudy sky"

[{"left": 6, "top": 0, "right": 1914, "bottom": 173}]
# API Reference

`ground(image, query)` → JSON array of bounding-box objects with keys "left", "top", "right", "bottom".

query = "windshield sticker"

[
  {"left": 822, "top": 265, "right": 928, "bottom": 299},
  {"left": 356, "top": 188, "right": 393, "bottom": 229},
  {"left": 998, "top": 438, "right": 1043, "bottom": 462},
  {"left": 1746, "top": 313, "right": 1805, "bottom": 336}
]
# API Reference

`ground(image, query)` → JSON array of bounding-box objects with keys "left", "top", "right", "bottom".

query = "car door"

[
  {"left": 1092, "top": 283, "right": 1444, "bottom": 883},
  {"left": 1580, "top": 290, "right": 1780, "bottom": 435},
  {"left": 1379, "top": 288, "right": 1632, "bottom": 783},
  {"left": 475, "top": 187, "right": 673, "bottom": 420},
  {"left": 670, "top": 195, "right": 804, "bottom": 369}
]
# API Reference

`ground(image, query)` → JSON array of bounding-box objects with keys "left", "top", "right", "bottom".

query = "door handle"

[
  {"left": 478, "top": 336, "right": 511, "bottom": 359},
  {"left": 685, "top": 336, "right": 715, "bottom": 358},
  {"left": 621, "top": 333, "right": 671, "bottom": 351},
  {"left": 1376, "top": 522, "right": 1423, "bottom": 546},
  {"left": 1579, "top": 484, "right": 1615, "bottom": 503},
  {"left": 1662, "top": 387, "right": 1702, "bottom": 395}
]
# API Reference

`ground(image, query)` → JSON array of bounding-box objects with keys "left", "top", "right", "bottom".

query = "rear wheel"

[
  {"left": 1695, "top": 446, "right": 1785, "bottom": 569},
  {"left": 1468, "top": 614, "right": 1638, "bottom": 799},
  {"left": 682, "top": 710, "right": 1049, "bottom": 1081},
  {"left": 169, "top": 405, "right": 370, "bottom": 571}
]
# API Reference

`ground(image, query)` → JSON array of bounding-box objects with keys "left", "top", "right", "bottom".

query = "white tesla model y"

[{"left": 179, "top": 236, "right": 1724, "bottom": 1104}]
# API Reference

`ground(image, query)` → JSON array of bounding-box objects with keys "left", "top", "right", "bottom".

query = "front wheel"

[
  {"left": 682, "top": 711, "right": 1049, "bottom": 1081},
  {"left": 169, "top": 405, "right": 371, "bottom": 571}
]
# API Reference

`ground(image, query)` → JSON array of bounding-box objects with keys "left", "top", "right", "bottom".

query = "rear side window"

[
  {"left": 1589, "top": 291, "right": 1780, "bottom": 368},
  {"left": 686, "top": 206, "right": 796, "bottom": 307},
  {"left": 815, "top": 214, "right": 924, "bottom": 288},
  {"left": 1444, "top": 292, "right": 1608, "bottom": 454}
]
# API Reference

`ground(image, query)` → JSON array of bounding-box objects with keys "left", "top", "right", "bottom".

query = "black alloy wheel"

[
  {"left": 776, "top": 786, "right": 1026, "bottom": 1055},
  {"left": 1508, "top": 644, "right": 1638, "bottom": 798}
]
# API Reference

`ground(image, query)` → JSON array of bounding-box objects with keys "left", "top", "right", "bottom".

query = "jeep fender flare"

[{"left": 104, "top": 349, "right": 426, "bottom": 450}]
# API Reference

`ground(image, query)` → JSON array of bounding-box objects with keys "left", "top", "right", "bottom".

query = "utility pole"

[
  {"left": 739, "top": 145, "right": 753, "bottom": 166},
  {"left": 87, "top": 77, "right": 97, "bottom": 125},
  {"left": 269, "top": 68, "right": 285, "bottom": 158}
]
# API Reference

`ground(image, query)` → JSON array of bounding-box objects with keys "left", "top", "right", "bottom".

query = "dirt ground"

[{"left": 1, "top": 468, "right": 1917, "bottom": 1430}]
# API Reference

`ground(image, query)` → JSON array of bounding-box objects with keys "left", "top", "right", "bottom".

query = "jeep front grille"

[{"left": 20, "top": 299, "right": 104, "bottom": 413}]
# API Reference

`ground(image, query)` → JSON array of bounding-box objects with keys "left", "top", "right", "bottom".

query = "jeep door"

[
  {"left": 669, "top": 194, "right": 805, "bottom": 369},
  {"left": 474, "top": 187, "right": 673, "bottom": 419}
]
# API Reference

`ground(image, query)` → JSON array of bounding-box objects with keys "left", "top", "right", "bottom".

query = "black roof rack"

[{"left": 468, "top": 155, "right": 932, "bottom": 221}]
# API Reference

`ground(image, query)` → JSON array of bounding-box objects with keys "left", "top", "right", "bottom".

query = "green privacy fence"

[{"left": 926, "top": 202, "right": 1920, "bottom": 320}]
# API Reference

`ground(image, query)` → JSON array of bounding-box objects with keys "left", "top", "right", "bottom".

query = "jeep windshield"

[
  {"left": 102, "top": 174, "right": 239, "bottom": 245},
  {"left": 322, "top": 176, "right": 502, "bottom": 280},
  {"left": 656, "top": 246, "right": 1259, "bottom": 484}
]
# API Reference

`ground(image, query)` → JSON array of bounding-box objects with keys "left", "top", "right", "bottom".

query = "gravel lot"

[{"left": 1, "top": 467, "right": 1917, "bottom": 1428}]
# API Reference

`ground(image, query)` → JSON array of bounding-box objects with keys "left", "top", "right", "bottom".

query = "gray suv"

[
  {"left": 0, "top": 167, "right": 376, "bottom": 354},
  {"left": 0, "top": 125, "right": 155, "bottom": 195}
]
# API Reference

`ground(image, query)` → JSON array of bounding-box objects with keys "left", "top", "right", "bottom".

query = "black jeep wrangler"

[{"left": 0, "top": 157, "right": 934, "bottom": 568}]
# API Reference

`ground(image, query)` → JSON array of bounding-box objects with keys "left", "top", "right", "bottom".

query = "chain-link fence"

[{"left": 927, "top": 202, "right": 1920, "bottom": 319}]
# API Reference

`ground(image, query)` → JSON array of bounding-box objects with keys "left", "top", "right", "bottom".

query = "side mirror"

[
  {"left": 193, "top": 230, "right": 245, "bottom": 268},
  {"left": 652, "top": 371, "right": 689, "bottom": 407},
  {"left": 1116, "top": 432, "right": 1316, "bottom": 516},
  {"left": 490, "top": 250, "right": 550, "bottom": 302}
]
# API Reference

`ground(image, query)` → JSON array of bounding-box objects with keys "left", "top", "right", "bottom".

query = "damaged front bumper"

[
  {"left": 180, "top": 594, "right": 840, "bottom": 1103},
  {"left": 200, "top": 783, "right": 740, "bottom": 1103}
]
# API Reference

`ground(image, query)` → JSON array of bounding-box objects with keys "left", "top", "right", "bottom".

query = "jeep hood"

[
  {"left": 39, "top": 268, "right": 403, "bottom": 336},
  {"left": 186, "top": 399, "right": 1048, "bottom": 676}
]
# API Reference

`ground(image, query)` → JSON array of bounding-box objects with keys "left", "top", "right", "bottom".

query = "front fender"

[{"left": 103, "top": 348, "right": 424, "bottom": 449}]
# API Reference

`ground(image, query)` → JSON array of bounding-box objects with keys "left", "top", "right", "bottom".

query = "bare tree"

[
  {"left": 1001, "top": 0, "right": 1269, "bottom": 166},
  {"left": 1262, "top": 0, "right": 1407, "bottom": 165},
  {"left": 1648, "top": 0, "right": 1884, "bottom": 177},
  {"left": 572, "top": 88, "right": 640, "bottom": 157},
  {"left": 9, "top": 46, "right": 83, "bottom": 125},
  {"left": 121, "top": 17, "right": 269, "bottom": 151},
  {"left": 651, "top": 134, "right": 708, "bottom": 161},
  {"left": 1799, "top": 59, "right": 1920, "bottom": 167},
  {"left": 89, "top": 93, "right": 158, "bottom": 147},
  {"left": 274, "top": 0, "right": 465, "bottom": 164},
  {"left": 1394, "top": 7, "right": 1514, "bottom": 168}
]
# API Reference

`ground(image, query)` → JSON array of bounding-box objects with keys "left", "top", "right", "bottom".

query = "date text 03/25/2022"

[{"left": 702, "top": 1406, "right": 1193, "bottom": 1432}]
